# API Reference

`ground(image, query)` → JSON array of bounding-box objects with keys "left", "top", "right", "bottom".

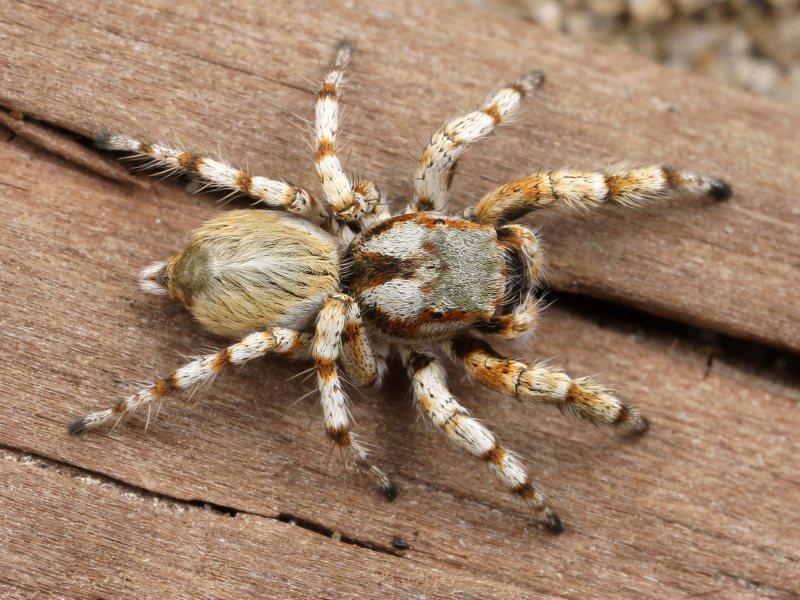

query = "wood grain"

[
  {"left": 0, "top": 0, "right": 798, "bottom": 351},
  {"left": 1, "top": 1, "right": 799, "bottom": 598},
  {"left": 1, "top": 133, "right": 798, "bottom": 598},
  {"left": 1, "top": 452, "right": 526, "bottom": 599}
]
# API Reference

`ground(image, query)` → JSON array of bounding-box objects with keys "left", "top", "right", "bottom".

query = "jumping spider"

[{"left": 69, "top": 41, "right": 731, "bottom": 533}]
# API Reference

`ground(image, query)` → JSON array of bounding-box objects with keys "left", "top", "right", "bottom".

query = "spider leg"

[
  {"left": 481, "top": 224, "right": 546, "bottom": 338},
  {"left": 96, "top": 134, "right": 329, "bottom": 226},
  {"left": 450, "top": 336, "right": 649, "bottom": 435},
  {"left": 312, "top": 293, "right": 396, "bottom": 499},
  {"left": 472, "top": 164, "right": 732, "bottom": 224},
  {"left": 414, "top": 71, "right": 544, "bottom": 213},
  {"left": 401, "top": 348, "right": 562, "bottom": 533},
  {"left": 314, "top": 41, "right": 382, "bottom": 224},
  {"left": 481, "top": 293, "right": 543, "bottom": 339},
  {"left": 338, "top": 308, "right": 389, "bottom": 388},
  {"left": 67, "top": 328, "right": 310, "bottom": 435}
]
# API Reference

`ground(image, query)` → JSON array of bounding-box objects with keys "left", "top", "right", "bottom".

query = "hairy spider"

[{"left": 68, "top": 41, "right": 731, "bottom": 533}]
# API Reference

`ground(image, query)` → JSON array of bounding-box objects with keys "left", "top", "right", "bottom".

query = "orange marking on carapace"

[{"left": 415, "top": 213, "right": 486, "bottom": 230}]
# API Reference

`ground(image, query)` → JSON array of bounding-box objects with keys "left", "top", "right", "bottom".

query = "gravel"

[{"left": 472, "top": 0, "right": 800, "bottom": 104}]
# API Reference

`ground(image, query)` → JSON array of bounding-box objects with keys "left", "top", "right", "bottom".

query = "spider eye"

[
  {"left": 430, "top": 310, "right": 444, "bottom": 319},
  {"left": 434, "top": 218, "right": 445, "bottom": 225}
]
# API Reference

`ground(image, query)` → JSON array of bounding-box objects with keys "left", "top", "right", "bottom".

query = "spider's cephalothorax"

[
  {"left": 343, "top": 212, "right": 532, "bottom": 343},
  {"left": 69, "top": 41, "right": 731, "bottom": 534}
]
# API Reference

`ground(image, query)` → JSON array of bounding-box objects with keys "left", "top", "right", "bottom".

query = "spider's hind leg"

[
  {"left": 312, "top": 293, "right": 396, "bottom": 499},
  {"left": 68, "top": 327, "right": 310, "bottom": 435}
]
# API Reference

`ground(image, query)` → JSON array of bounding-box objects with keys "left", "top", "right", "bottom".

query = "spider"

[{"left": 68, "top": 41, "right": 731, "bottom": 534}]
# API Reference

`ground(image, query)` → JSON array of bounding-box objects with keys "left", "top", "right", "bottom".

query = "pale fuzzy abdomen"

[
  {"left": 162, "top": 210, "right": 339, "bottom": 338},
  {"left": 344, "top": 213, "right": 505, "bottom": 342}
]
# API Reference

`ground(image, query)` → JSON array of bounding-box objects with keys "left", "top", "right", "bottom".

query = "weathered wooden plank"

[
  {"left": 0, "top": 109, "right": 146, "bottom": 187},
  {"left": 1, "top": 134, "right": 798, "bottom": 598},
  {"left": 0, "top": 0, "right": 798, "bottom": 350},
  {"left": 1, "top": 452, "right": 526, "bottom": 599}
]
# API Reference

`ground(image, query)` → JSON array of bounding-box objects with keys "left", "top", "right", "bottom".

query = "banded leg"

[
  {"left": 497, "top": 224, "right": 545, "bottom": 288},
  {"left": 402, "top": 349, "right": 562, "bottom": 533},
  {"left": 312, "top": 293, "right": 396, "bottom": 499},
  {"left": 414, "top": 71, "right": 544, "bottom": 213},
  {"left": 483, "top": 224, "right": 546, "bottom": 338},
  {"left": 67, "top": 328, "right": 310, "bottom": 435},
  {"left": 450, "top": 337, "right": 649, "bottom": 434},
  {"left": 481, "top": 294, "right": 543, "bottom": 339},
  {"left": 339, "top": 306, "right": 388, "bottom": 388},
  {"left": 314, "top": 42, "right": 381, "bottom": 223},
  {"left": 96, "top": 133, "right": 328, "bottom": 226},
  {"left": 474, "top": 164, "right": 732, "bottom": 224}
]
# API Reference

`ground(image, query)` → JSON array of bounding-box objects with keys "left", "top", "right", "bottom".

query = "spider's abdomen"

[
  {"left": 344, "top": 213, "right": 504, "bottom": 342},
  {"left": 161, "top": 210, "right": 339, "bottom": 338}
]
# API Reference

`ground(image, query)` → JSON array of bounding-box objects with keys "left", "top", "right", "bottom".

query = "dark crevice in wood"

[
  {"left": 549, "top": 290, "right": 800, "bottom": 390},
  {"left": 275, "top": 514, "right": 403, "bottom": 557},
  {"left": 1, "top": 444, "right": 404, "bottom": 559},
  {"left": 0, "top": 106, "right": 147, "bottom": 187}
]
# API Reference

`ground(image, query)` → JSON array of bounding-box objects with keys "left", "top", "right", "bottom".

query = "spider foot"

[
  {"left": 615, "top": 404, "right": 650, "bottom": 439},
  {"left": 542, "top": 508, "right": 564, "bottom": 535}
]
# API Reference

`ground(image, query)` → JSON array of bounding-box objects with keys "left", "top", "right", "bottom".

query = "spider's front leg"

[
  {"left": 67, "top": 328, "right": 310, "bottom": 435},
  {"left": 472, "top": 164, "right": 731, "bottom": 224},
  {"left": 96, "top": 134, "right": 328, "bottom": 226},
  {"left": 312, "top": 293, "right": 396, "bottom": 499},
  {"left": 414, "top": 70, "right": 544, "bottom": 213},
  {"left": 450, "top": 337, "right": 649, "bottom": 435},
  {"left": 402, "top": 349, "right": 563, "bottom": 534},
  {"left": 314, "top": 42, "right": 383, "bottom": 226}
]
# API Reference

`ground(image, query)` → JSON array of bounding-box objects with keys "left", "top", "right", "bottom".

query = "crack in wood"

[
  {"left": 1, "top": 444, "right": 405, "bottom": 560},
  {"left": 0, "top": 107, "right": 148, "bottom": 187},
  {"left": 552, "top": 291, "right": 800, "bottom": 387}
]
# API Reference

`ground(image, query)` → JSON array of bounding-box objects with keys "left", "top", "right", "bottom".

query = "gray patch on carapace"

[
  {"left": 425, "top": 224, "right": 502, "bottom": 314},
  {"left": 347, "top": 214, "right": 504, "bottom": 328}
]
